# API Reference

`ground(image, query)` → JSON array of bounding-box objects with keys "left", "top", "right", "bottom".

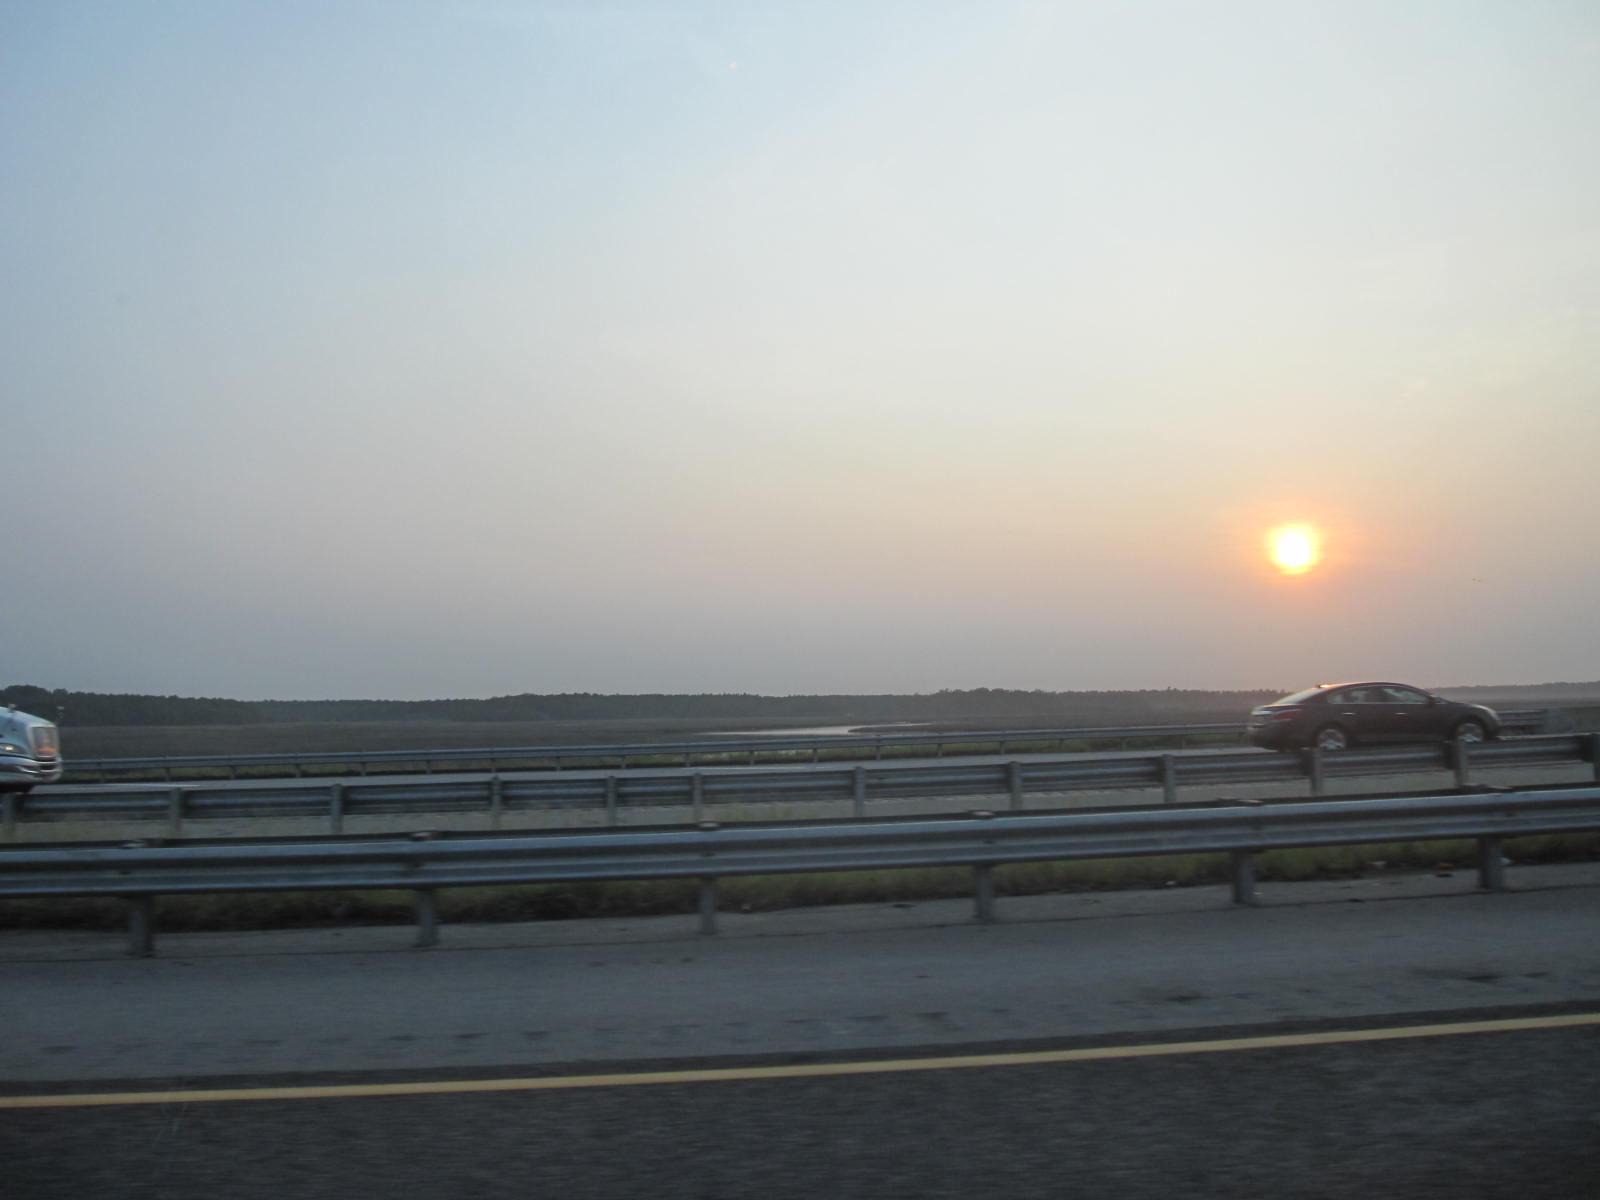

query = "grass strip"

[{"left": 61, "top": 733, "right": 1252, "bottom": 784}]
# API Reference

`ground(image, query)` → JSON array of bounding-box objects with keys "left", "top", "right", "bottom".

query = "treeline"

[
  {"left": 4, "top": 683, "right": 1284, "bottom": 727},
  {"left": 8, "top": 681, "right": 1593, "bottom": 728}
]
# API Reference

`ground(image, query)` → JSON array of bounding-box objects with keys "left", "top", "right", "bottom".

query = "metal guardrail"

[
  {"left": 57, "top": 710, "right": 1554, "bottom": 782},
  {"left": 9, "top": 733, "right": 1597, "bottom": 839},
  {"left": 3, "top": 782, "right": 1597, "bottom": 956}
]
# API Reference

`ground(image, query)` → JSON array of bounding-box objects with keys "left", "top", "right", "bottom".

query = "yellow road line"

[{"left": 5, "top": 1011, "right": 1597, "bottom": 1111}]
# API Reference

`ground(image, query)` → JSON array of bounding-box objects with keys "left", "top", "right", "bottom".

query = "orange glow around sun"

[{"left": 1266, "top": 523, "right": 1321, "bottom": 575}]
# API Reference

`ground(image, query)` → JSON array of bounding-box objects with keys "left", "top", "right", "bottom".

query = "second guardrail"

[{"left": 9, "top": 733, "right": 1598, "bottom": 838}]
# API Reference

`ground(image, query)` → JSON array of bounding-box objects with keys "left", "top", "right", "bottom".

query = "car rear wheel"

[
  {"left": 1312, "top": 725, "right": 1350, "bottom": 752},
  {"left": 1453, "top": 720, "right": 1487, "bottom": 744}
]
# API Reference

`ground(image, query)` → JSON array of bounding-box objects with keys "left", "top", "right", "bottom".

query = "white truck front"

[{"left": 0, "top": 706, "right": 63, "bottom": 793}]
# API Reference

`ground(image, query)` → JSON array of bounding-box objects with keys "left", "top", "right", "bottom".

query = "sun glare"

[{"left": 1267, "top": 523, "right": 1320, "bottom": 575}]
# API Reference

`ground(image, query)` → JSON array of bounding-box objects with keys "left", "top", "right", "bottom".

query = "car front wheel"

[
  {"left": 1312, "top": 725, "right": 1350, "bottom": 752},
  {"left": 1453, "top": 720, "right": 1488, "bottom": 744}
]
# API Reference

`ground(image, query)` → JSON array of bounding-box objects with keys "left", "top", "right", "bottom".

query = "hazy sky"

[{"left": 5, "top": 1, "right": 1598, "bottom": 699}]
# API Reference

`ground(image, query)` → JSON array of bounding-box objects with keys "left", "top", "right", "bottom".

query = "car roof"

[
  {"left": 1, "top": 707, "right": 57, "bottom": 732},
  {"left": 1313, "top": 681, "right": 1429, "bottom": 692}
]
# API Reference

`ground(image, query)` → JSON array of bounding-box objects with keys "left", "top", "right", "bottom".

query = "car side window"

[
  {"left": 1332, "top": 688, "right": 1370, "bottom": 704},
  {"left": 1383, "top": 686, "right": 1428, "bottom": 705}
]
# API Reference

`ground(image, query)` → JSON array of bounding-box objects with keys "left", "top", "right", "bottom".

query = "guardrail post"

[
  {"left": 126, "top": 896, "right": 155, "bottom": 957},
  {"left": 1160, "top": 756, "right": 1178, "bottom": 805},
  {"left": 489, "top": 775, "right": 504, "bottom": 831},
  {"left": 972, "top": 809, "right": 997, "bottom": 923},
  {"left": 692, "top": 772, "right": 705, "bottom": 824},
  {"left": 167, "top": 788, "right": 184, "bottom": 837},
  {"left": 1590, "top": 733, "right": 1600, "bottom": 782},
  {"left": 329, "top": 783, "right": 345, "bottom": 835},
  {"left": 1, "top": 793, "right": 16, "bottom": 841},
  {"left": 1230, "top": 851, "right": 1257, "bottom": 906},
  {"left": 1477, "top": 838, "right": 1506, "bottom": 892},
  {"left": 973, "top": 864, "right": 996, "bottom": 923},
  {"left": 1008, "top": 761, "right": 1024, "bottom": 811},
  {"left": 605, "top": 776, "right": 619, "bottom": 827},
  {"left": 698, "top": 877, "right": 719, "bottom": 935},
  {"left": 1451, "top": 740, "right": 1472, "bottom": 788},
  {"left": 1304, "top": 746, "right": 1325, "bottom": 796},
  {"left": 875, "top": 740, "right": 883, "bottom": 761},
  {"left": 811, "top": 746, "right": 819, "bottom": 764},
  {"left": 414, "top": 888, "right": 439, "bottom": 948},
  {"left": 935, "top": 740, "right": 945, "bottom": 759},
  {"left": 853, "top": 766, "right": 866, "bottom": 818}
]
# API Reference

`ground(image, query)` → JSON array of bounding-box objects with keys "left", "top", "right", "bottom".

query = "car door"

[
  {"left": 1323, "top": 686, "right": 1385, "bottom": 744},
  {"left": 1373, "top": 685, "right": 1434, "bottom": 743}
]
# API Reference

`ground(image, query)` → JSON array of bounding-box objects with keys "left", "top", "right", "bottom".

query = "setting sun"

[{"left": 1267, "top": 523, "right": 1321, "bottom": 575}]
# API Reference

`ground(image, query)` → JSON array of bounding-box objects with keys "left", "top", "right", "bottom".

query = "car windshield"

[{"left": 1270, "top": 688, "right": 1327, "bottom": 706}]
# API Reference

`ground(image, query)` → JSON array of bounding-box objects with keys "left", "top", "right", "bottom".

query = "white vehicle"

[{"left": 0, "top": 706, "right": 62, "bottom": 793}]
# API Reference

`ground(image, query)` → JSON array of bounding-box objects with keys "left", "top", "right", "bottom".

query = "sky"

[{"left": 4, "top": 0, "right": 1598, "bottom": 700}]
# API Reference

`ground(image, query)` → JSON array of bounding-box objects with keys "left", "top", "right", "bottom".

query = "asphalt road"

[
  {"left": 5, "top": 865, "right": 1600, "bottom": 1081},
  {"left": 5, "top": 1018, "right": 1599, "bottom": 1200},
  {"left": 4, "top": 866, "right": 1598, "bottom": 1197}
]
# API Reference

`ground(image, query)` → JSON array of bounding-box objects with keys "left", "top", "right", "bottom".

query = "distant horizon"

[{"left": 9, "top": 678, "right": 1600, "bottom": 706}]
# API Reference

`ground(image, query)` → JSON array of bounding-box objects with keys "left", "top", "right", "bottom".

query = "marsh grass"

[
  {"left": 63, "top": 730, "right": 1252, "bottom": 784},
  {"left": 4, "top": 833, "right": 1594, "bottom": 935}
]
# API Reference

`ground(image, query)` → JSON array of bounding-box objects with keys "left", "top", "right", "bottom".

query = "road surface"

[{"left": 3, "top": 864, "right": 1597, "bottom": 1197}]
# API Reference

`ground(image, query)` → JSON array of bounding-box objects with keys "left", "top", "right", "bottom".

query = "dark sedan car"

[{"left": 1247, "top": 682, "right": 1501, "bottom": 752}]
